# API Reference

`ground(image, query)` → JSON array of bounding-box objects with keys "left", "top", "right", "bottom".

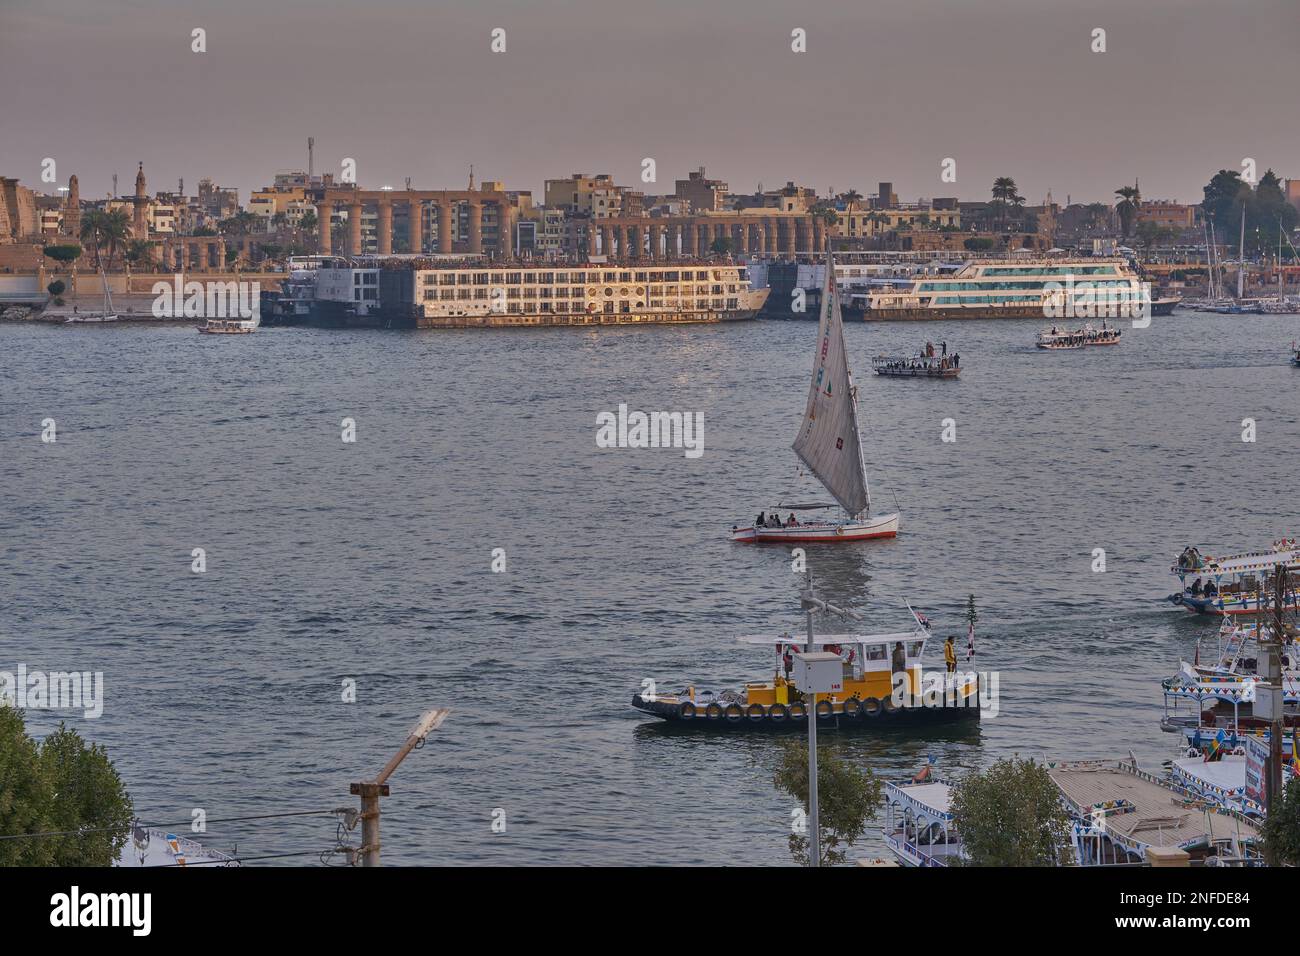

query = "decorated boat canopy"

[
  {"left": 737, "top": 630, "right": 923, "bottom": 648},
  {"left": 884, "top": 780, "right": 954, "bottom": 821},
  {"left": 1172, "top": 542, "right": 1300, "bottom": 579}
]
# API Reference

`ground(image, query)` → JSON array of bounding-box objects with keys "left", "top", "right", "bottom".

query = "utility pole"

[
  {"left": 350, "top": 707, "right": 450, "bottom": 867},
  {"left": 797, "top": 578, "right": 860, "bottom": 868},
  {"left": 1264, "top": 566, "right": 1287, "bottom": 834}
]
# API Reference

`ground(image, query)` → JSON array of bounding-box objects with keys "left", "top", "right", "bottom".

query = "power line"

[{"left": 0, "top": 808, "right": 341, "bottom": 842}]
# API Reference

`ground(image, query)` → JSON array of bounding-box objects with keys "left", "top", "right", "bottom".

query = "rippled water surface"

[{"left": 2, "top": 309, "right": 1297, "bottom": 864}]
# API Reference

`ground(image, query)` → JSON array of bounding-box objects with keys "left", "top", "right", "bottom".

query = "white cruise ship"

[
  {"left": 865, "top": 258, "right": 1150, "bottom": 320},
  {"left": 307, "top": 258, "right": 768, "bottom": 329}
]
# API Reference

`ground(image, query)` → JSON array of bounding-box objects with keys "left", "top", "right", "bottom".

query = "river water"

[{"left": 1, "top": 308, "right": 1297, "bottom": 864}]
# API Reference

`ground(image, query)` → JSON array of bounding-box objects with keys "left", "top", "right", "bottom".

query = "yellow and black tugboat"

[{"left": 632, "top": 604, "right": 981, "bottom": 731}]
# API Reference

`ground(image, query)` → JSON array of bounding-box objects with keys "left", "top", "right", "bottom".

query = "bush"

[
  {"left": 0, "top": 706, "right": 133, "bottom": 866},
  {"left": 47, "top": 280, "right": 65, "bottom": 296},
  {"left": 950, "top": 757, "right": 1069, "bottom": 866}
]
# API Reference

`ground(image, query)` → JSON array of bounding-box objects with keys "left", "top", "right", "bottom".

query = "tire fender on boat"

[
  {"left": 814, "top": 700, "right": 834, "bottom": 718},
  {"left": 861, "top": 697, "right": 882, "bottom": 717},
  {"left": 768, "top": 703, "right": 789, "bottom": 722},
  {"left": 788, "top": 701, "right": 808, "bottom": 720},
  {"left": 679, "top": 702, "right": 696, "bottom": 719},
  {"left": 705, "top": 702, "right": 723, "bottom": 720},
  {"left": 724, "top": 703, "right": 745, "bottom": 722},
  {"left": 746, "top": 703, "right": 767, "bottom": 722},
  {"left": 842, "top": 697, "right": 863, "bottom": 718},
  {"left": 879, "top": 696, "right": 901, "bottom": 716}
]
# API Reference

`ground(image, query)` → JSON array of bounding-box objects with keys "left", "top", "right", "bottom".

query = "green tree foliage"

[
  {"left": 0, "top": 707, "right": 133, "bottom": 866},
  {"left": 1202, "top": 168, "right": 1298, "bottom": 255},
  {"left": 709, "top": 236, "right": 734, "bottom": 256},
  {"left": 42, "top": 243, "right": 82, "bottom": 265},
  {"left": 773, "top": 740, "right": 881, "bottom": 866},
  {"left": 1262, "top": 777, "right": 1300, "bottom": 866},
  {"left": 951, "top": 757, "right": 1068, "bottom": 866},
  {"left": 964, "top": 237, "right": 994, "bottom": 252},
  {"left": 46, "top": 280, "right": 66, "bottom": 296},
  {"left": 79, "top": 209, "right": 131, "bottom": 271}
]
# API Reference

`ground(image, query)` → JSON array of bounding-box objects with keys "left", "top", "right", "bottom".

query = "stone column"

[
  {"left": 766, "top": 218, "right": 779, "bottom": 254},
  {"left": 408, "top": 199, "right": 422, "bottom": 254},
  {"left": 317, "top": 201, "right": 334, "bottom": 255},
  {"left": 682, "top": 221, "right": 695, "bottom": 257},
  {"left": 739, "top": 222, "right": 750, "bottom": 253},
  {"left": 438, "top": 200, "right": 453, "bottom": 254},
  {"left": 795, "top": 218, "right": 808, "bottom": 254},
  {"left": 628, "top": 225, "right": 640, "bottom": 260},
  {"left": 649, "top": 224, "right": 661, "bottom": 259},
  {"left": 468, "top": 201, "right": 482, "bottom": 254},
  {"left": 586, "top": 225, "right": 597, "bottom": 259},
  {"left": 377, "top": 198, "right": 393, "bottom": 255},
  {"left": 782, "top": 219, "right": 796, "bottom": 254},
  {"left": 813, "top": 216, "right": 826, "bottom": 253},
  {"left": 349, "top": 202, "right": 363, "bottom": 255}
]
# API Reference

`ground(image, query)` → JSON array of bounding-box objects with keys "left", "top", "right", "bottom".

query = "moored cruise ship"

[
  {"left": 307, "top": 256, "right": 768, "bottom": 329},
  {"left": 865, "top": 258, "right": 1150, "bottom": 320}
]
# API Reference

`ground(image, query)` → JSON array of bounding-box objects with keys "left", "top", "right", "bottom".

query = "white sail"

[{"left": 791, "top": 251, "right": 870, "bottom": 517}]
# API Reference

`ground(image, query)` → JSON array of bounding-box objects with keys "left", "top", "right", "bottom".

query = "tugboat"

[
  {"left": 631, "top": 599, "right": 980, "bottom": 731},
  {"left": 731, "top": 246, "right": 900, "bottom": 543}
]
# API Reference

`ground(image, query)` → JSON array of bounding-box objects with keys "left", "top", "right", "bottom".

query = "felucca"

[{"left": 732, "top": 248, "right": 900, "bottom": 543}]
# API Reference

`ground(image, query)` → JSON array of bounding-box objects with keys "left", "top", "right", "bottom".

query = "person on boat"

[
  {"left": 941, "top": 340, "right": 947, "bottom": 356},
  {"left": 1191, "top": 579, "right": 1203, "bottom": 596},
  {"left": 757, "top": 511, "right": 765, "bottom": 528},
  {"left": 782, "top": 645, "right": 794, "bottom": 681},
  {"left": 1205, "top": 581, "right": 1218, "bottom": 597},
  {"left": 953, "top": 353, "right": 960, "bottom": 368},
  {"left": 944, "top": 636, "right": 957, "bottom": 673},
  {"left": 891, "top": 642, "right": 906, "bottom": 675},
  {"left": 787, "top": 513, "right": 797, "bottom": 526}
]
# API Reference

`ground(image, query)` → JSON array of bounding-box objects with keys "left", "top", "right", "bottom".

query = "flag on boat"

[
  {"left": 966, "top": 619, "right": 975, "bottom": 663},
  {"left": 915, "top": 611, "right": 931, "bottom": 631},
  {"left": 791, "top": 249, "right": 870, "bottom": 518},
  {"left": 1205, "top": 728, "right": 1227, "bottom": 762}
]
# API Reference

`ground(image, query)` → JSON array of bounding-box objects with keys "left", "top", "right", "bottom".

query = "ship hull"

[
  {"left": 632, "top": 694, "right": 978, "bottom": 729},
  {"left": 731, "top": 512, "right": 900, "bottom": 543}
]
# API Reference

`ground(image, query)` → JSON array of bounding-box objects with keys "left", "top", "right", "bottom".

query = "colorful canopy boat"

[
  {"left": 1048, "top": 760, "right": 1263, "bottom": 866},
  {"left": 1169, "top": 540, "right": 1300, "bottom": 615},
  {"left": 881, "top": 775, "right": 965, "bottom": 866},
  {"left": 631, "top": 608, "right": 980, "bottom": 731},
  {"left": 732, "top": 248, "right": 900, "bottom": 544}
]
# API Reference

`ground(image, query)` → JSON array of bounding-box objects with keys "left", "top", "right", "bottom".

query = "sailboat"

[
  {"left": 731, "top": 249, "right": 900, "bottom": 543},
  {"left": 63, "top": 267, "right": 119, "bottom": 324}
]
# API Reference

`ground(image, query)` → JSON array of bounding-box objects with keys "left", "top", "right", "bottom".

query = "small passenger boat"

[
  {"left": 1169, "top": 540, "right": 1300, "bottom": 615},
  {"left": 881, "top": 774, "right": 965, "bottom": 866}
]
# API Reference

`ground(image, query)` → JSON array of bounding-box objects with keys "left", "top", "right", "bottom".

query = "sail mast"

[{"left": 791, "top": 246, "right": 871, "bottom": 518}]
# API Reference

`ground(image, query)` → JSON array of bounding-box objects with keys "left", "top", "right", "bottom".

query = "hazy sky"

[{"left": 2, "top": 0, "right": 1297, "bottom": 206}]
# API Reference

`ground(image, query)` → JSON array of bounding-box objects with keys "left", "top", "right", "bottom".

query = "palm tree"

[
  {"left": 1115, "top": 184, "right": 1141, "bottom": 238},
  {"left": 991, "top": 177, "right": 1022, "bottom": 230},
  {"left": 79, "top": 209, "right": 131, "bottom": 272}
]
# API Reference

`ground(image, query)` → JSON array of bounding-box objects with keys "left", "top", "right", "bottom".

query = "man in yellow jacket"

[{"left": 944, "top": 636, "right": 957, "bottom": 673}]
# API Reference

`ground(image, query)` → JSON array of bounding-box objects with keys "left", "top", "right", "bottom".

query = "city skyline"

[{"left": 2, "top": 0, "right": 1297, "bottom": 205}]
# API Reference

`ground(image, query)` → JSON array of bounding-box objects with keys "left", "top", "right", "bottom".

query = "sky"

[{"left": 1, "top": 0, "right": 1297, "bottom": 206}]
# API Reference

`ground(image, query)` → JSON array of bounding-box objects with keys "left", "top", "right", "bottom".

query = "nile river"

[{"left": 2, "top": 309, "right": 1297, "bottom": 864}]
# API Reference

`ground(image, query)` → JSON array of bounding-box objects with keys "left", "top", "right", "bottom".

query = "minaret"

[
  {"left": 468, "top": 164, "right": 475, "bottom": 191},
  {"left": 133, "top": 161, "right": 148, "bottom": 237},
  {"left": 64, "top": 174, "right": 81, "bottom": 238}
]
